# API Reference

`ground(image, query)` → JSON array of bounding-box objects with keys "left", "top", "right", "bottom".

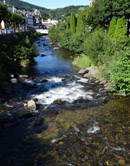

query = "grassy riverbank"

[
  {"left": 48, "top": 1, "right": 130, "bottom": 94},
  {"left": 0, "top": 31, "right": 41, "bottom": 90}
]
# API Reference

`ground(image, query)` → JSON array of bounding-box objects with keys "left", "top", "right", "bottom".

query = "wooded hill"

[
  {"left": 4, "top": 0, "right": 87, "bottom": 20},
  {"left": 4, "top": 0, "right": 48, "bottom": 11}
]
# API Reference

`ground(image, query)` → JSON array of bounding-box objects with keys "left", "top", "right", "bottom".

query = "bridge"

[{"left": 35, "top": 29, "right": 48, "bottom": 35}]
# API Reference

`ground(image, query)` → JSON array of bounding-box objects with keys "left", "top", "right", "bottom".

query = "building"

[
  {"left": 26, "top": 12, "right": 34, "bottom": 29},
  {"left": 42, "top": 19, "right": 58, "bottom": 29},
  {"left": 33, "top": 9, "right": 41, "bottom": 17},
  {"left": 8, "top": 6, "right": 17, "bottom": 13}
]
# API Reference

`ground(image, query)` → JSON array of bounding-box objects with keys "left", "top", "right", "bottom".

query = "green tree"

[
  {"left": 0, "top": 2, "right": 11, "bottom": 22},
  {"left": 108, "top": 19, "right": 117, "bottom": 38},
  {"left": 114, "top": 17, "right": 127, "bottom": 41},
  {"left": 110, "top": 47, "right": 130, "bottom": 94},
  {"left": 87, "top": 0, "right": 130, "bottom": 29},
  {"left": 70, "top": 12, "right": 76, "bottom": 34},
  {"left": 76, "top": 9, "right": 84, "bottom": 33},
  {"left": 66, "top": 16, "right": 70, "bottom": 30},
  {"left": 10, "top": 13, "right": 25, "bottom": 31}
]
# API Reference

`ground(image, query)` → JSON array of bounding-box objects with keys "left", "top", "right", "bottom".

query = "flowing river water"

[{"left": 0, "top": 36, "right": 130, "bottom": 166}]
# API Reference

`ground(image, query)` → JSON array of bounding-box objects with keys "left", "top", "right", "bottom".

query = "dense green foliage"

[
  {"left": 0, "top": 2, "right": 25, "bottom": 28},
  {"left": 114, "top": 17, "right": 128, "bottom": 41},
  {"left": 108, "top": 19, "right": 117, "bottom": 39},
  {"left": 76, "top": 10, "right": 84, "bottom": 33},
  {"left": 110, "top": 48, "right": 130, "bottom": 94},
  {"left": 0, "top": 2, "right": 11, "bottom": 22},
  {"left": 49, "top": 1, "right": 130, "bottom": 94},
  {"left": 0, "top": 31, "right": 40, "bottom": 89},
  {"left": 49, "top": 6, "right": 87, "bottom": 21},
  {"left": 87, "top": 0, "right": 130, "bottom": 29},
  {"left": 70, "top": 12, "right": 76, "bottom": 34}
]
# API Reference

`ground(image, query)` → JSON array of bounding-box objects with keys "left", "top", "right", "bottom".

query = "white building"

[
  {"left": 33, "top": 9, "right": 41, "bottom": 17},
  {"left": 42, "top": 19, "right": 58, "bottom": 28},
  {"left": 8, "top": 6, "right": 17, "bottom": 13}
]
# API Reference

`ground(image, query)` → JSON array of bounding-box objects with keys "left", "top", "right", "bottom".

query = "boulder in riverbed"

[
  {"left": 19, "top": 75, "right": 28, "bottom": 79},
  {"left": 41, "top": 54, "right": 46, "bottom": 57},
  {"left": 10, "top": 78, "right": 18, "bottom": 84},
  {"left": 53, "top": 99, "right": 65, "bottom": 105},
  {"left": 27, "top": 100, "right": 36, "bottom": 111},
  {"left": 78, "top": 68, "right": 89, "bottom": 75},
  {"left": 53, "top": 47, "right": 59, "bottom": 50}
]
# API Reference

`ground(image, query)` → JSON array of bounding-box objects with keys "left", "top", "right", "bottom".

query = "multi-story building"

[{"left": 26, "top": 12, "right": 34, "bottom": 29}]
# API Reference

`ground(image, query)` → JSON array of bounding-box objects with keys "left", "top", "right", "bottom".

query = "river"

[{"left": 0, "top": 36, "right": 130, "bottom": 166}]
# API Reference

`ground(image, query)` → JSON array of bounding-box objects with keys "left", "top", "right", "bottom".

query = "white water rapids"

[{"left": 32, "top": 76, "right": 94, "bottom": 106}]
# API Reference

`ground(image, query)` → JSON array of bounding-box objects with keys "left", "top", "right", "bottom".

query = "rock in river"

[
  {"left": 27, "top": 100, "right": 36, "bottom": 111},
  {"left": 10, "top": 78, "right": 18, "bottom": 84},
  {"left": 41, "top": 54, "right": 46, "bottom": 57}
]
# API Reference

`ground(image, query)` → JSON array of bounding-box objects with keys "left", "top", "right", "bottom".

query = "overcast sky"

[{"left": 21, "top": 0, "right": 89, "bottom": 9}]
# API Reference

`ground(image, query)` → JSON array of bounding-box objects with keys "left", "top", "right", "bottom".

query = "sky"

[{"left": 22, "top": 0, "right": 89, "bottom": 9}]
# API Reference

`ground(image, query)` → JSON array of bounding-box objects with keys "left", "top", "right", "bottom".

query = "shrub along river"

[{"left": 0, "top": 36, "right": 130, "bottom": 166}]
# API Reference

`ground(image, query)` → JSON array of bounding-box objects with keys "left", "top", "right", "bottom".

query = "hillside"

[
  {"left": 50, "top": 6, "right": 87, "bottom": 20},
  {"left": 4, "top": 0, "right": 87, "bottom": 20},
  {"left": 5, "top": 0, "right": 48, "bottom": 11}
]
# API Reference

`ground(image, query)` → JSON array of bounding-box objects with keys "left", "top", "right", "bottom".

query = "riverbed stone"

[
  {"left": 87, "top": 67, "right": 98, "bottom": 76},
  {"left": 10, "top": 78, "right": 18, "bottom": 84},
  {"left": 53, "top": 100, "right": 65, "bottom": 105},
  {"left": 20, "top": 61, "right": 29, "bottom": 68},
  {"left": 19, "top": 75, "right": 28, "bottom": 79},
  {"left": 78, "top": 68, "right": 89, "bottom": 74},
  {"left": 10, "top": 74, "right": 15, "bottom": 78},
  {"left": 83, "top": 73, "right": 91, "bottom": 78},
  {"left": 40, "top": 79, "right": 48, "bottom": 83},
  {"left": 54, "top": 47, "right": 59, "bottom": 50},
  {"left": 99, "top": 80, "right": 107, "bottom": 85},
  {"left": 27, "top": 100, "right": 36, "bottom": 111},
  {"left": 41, "top": 54, "right": 46, "bottom": 57}
]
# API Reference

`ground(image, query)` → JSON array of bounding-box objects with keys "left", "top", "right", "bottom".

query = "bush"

[
  {"left": 83, "top": 29, "right": 114, "bottom": 65},
  {"left": 69, "top": 33, "right": 85, "bottom": 53},
  {"left": 72, "top": 54, "right": 93, "bottom": 68},
  {"left": 114, "top": 17, "right": 128, "bottom": 42},
  {"left": 48, "top": 26, "right": 60, "bottom": 44},
  {"left": 0, "top": 31, "right": 39, "bottom": 69},
  {"left": 108, "top": 18, "right": 117, "bottom": 39},
  {"left": 109, "top": 47, "right": 130, "bottom": 94},
  {"left": 70, "top": 12, "right": 76, "bottom": 34},
  {"left": 59, "top": 30, "right": 72, "bottom": 49}
]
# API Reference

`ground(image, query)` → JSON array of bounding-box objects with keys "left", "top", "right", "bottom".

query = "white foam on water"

[
  {"left": 77, "top": 77, "right": 88, "bottom": 83},
  {"left": 24, "top": 79, "right": 35, "bottom": 85},
  {"left": 87, "top": 122, "right": 100, "bottom": 134},
  {"left": 33, "top": 77, "right": 93, "bottom": 106},
  {"left": 47, "top": 76, "right": 63, "bottom": 83}
]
